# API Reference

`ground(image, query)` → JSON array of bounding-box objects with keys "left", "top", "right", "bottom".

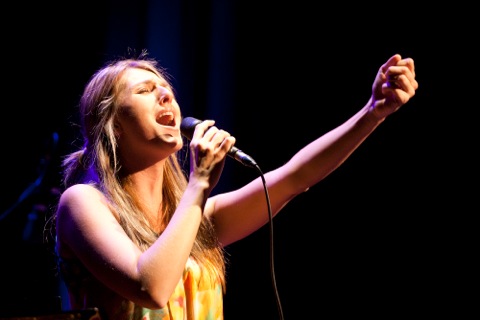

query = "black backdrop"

[{"left": 0, "top": 1, "right": 471, "bottom": 319}]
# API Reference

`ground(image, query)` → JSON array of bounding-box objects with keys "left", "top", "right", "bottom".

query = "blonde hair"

[{"left": 59, "top": 51, "right": 226, "bottom": 290}]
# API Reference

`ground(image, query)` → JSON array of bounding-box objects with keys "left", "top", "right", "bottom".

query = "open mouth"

[{"left": 157, "top": 111, "right": 175, "bottom": 126}]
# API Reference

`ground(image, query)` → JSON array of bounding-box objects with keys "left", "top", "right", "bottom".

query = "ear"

[{"left": 113, "top": 121, "right": 122, "bottom": 138}]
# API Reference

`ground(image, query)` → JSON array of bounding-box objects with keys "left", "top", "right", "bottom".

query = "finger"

[
  {"left": 202, "top": 125, "right": 220, "bottom": 143},
  {"left": 386, "top": 74, "right": 401, "bottom": 89},
  {"left": 387, "top": 73, "right": 416, "bottom": 94},
  {"left": 386, "top": 65, "right": 418, "bottom": 91},
  {"left": 211, "top": 129, "right": 235, "bottom": 155},
  {"left": 381, "top": 54, "right": 402, "bottom": 74},
  {"left": 395, "top": 58, "right": 417, "bottom": 90},
  {"left": 191, "top": 119, "right": 215, "bottom": 140},
  {"left": 197, "top": 126, "right": 234, "bottom": 160},
  {"left": 385, "top": 66, "right": 403, "bottom": 89},
  {"left": 382, "top": 83, "right": 411, "bottom": 106},
  {"left": 396, "top": 58, "right": 415, "bottom": 77}
]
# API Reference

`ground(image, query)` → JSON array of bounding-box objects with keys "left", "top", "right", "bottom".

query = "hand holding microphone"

[{"left": 180, "top": 117, "right": 257, "bottom": 168}]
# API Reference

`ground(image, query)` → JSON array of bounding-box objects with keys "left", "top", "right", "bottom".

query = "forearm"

[
  {"left": 212, "top": 100, "right": 387, "bottom": 245},
  {"left": 286, "top": 99, "right": 386, "bottom": 190},
  {"left": 137, "top": 179, "right": 208, "bottom": 307}
]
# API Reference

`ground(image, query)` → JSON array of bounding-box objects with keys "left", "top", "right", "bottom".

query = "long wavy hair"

[{"left": 53, "top": 51, "right": 226, "bottom": 290}]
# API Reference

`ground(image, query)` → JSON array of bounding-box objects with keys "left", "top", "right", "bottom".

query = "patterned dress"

[{"left": 59, "top": 257, "right": 223, "bottom": 320}]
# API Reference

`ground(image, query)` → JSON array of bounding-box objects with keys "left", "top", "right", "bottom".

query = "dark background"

[{"left": 0, "top": 1, "right": 471, "bottom": 319}]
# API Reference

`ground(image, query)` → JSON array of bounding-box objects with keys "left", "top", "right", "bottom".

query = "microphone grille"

[{"left": 180, "top": 117, "right": 202, "bottom": 140}]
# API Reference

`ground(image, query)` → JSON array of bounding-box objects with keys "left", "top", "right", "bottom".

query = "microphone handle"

[{"left": 180, "top": 117, "right": 257, "bottom": 167}]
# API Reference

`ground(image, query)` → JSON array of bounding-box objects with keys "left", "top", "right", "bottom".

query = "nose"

[{"left": 156, "top": 85, "right": 173, "bottom": 105}]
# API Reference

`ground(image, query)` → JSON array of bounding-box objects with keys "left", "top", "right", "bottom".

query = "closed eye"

[{"left": 136, "top": 85, "right": 154, "bottom": 94}]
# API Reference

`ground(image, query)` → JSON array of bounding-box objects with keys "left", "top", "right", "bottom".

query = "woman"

[{"left": 53, "top": 51, "right": 417, "bottom": 319}]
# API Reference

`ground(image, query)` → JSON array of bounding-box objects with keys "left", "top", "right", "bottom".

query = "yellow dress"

[
  {"left": 140, "top": 258, "right": 224, "bottom": 320},
  {"left": 59, "top": 257, "right": 223, "bottom": 320}
]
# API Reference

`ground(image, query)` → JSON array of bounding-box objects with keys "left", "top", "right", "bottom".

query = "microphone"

[{"left": 180, "top": 117, "right": 257, "bottom": 168}]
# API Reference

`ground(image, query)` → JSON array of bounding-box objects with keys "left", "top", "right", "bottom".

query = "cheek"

[
  {"left": 117, "top": 102, "right": 147, "bottom": 127},
  {"left": 119, "top": 115, "right": 145, "bottom": 133},
  {"left": 173, "top": 102, "right": 182, "bottom": 121},
  {"left": 115, "top": 111, "right": 139, "bottom": 137}
]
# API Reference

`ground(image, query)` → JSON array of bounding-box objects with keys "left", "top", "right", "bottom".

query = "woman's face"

[{"left": 114, "top": 67, "right": 183, "bottom": 163}]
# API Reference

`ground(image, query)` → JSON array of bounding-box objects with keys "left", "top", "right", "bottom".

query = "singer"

[{"left": 49, "top": 50, "right": 417, "bottom": 319}]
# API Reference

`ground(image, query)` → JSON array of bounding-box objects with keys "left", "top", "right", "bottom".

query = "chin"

[{"left": 162, "top": 134, "right": 183, "bottom": 150}]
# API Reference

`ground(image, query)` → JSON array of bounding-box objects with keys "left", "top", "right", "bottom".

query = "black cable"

[
  {"left": 253, "top": 163, "right": 284, "bottom": 320},
  {"left": 181, "top": 124, "right": 285, "bottom": 318}
]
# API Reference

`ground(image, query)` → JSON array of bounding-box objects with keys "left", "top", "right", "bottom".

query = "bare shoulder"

[
  {"left": 59, "top": 184, "right": 105, "bottom": 207},
  {"left": 57, "top": 184, "right": 119, "bottom": 251},
  {"left": 57, "top": 184, "right": 110, "bottom": 222},
  {"left": 61, "top": 183, "right": 101, "bottom": 198}
]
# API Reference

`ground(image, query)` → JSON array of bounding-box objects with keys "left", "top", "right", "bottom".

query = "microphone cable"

[
  {"left": 180, "top": 117, "right": 284, "bottom": 319},
  {"left": 251, "top": 162, "right": 285, "bottom": 320}
]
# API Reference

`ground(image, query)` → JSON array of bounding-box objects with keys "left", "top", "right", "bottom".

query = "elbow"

[
  {"left": 137, "top": 288, "right": 172, "bottom": 310},
  {"left": 143, "top": 300, "right": 169, "bottom": 310},
  {"left": 139, "top": 274, "right": 186, "bottom": 309},
  {"left": 134, "top": 260, "right": 180, "bottom": 309}
]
